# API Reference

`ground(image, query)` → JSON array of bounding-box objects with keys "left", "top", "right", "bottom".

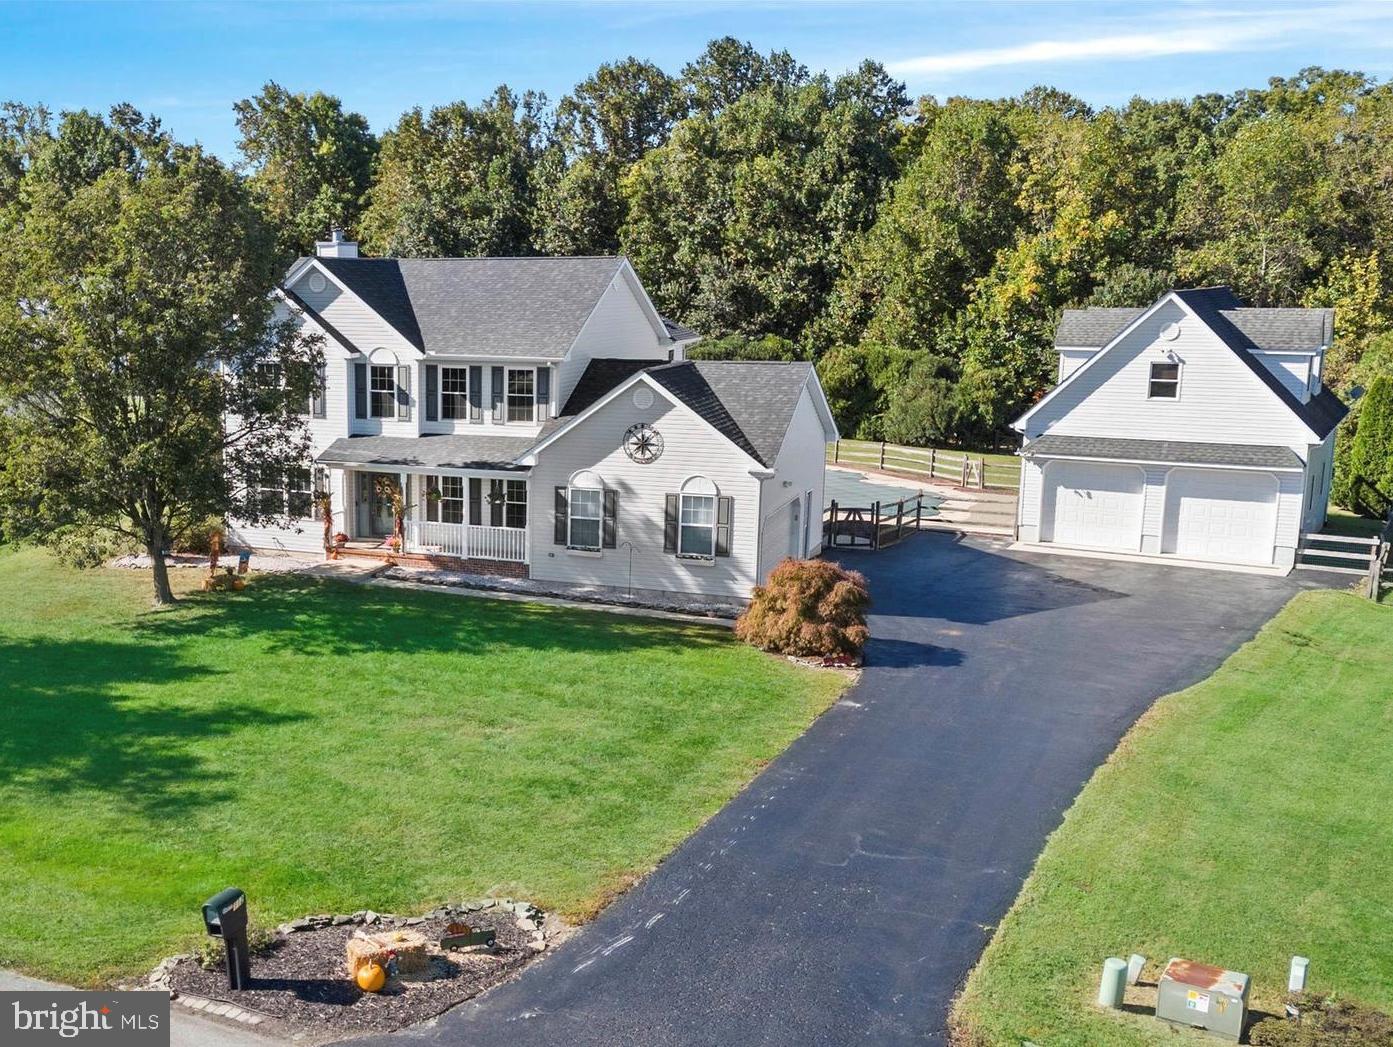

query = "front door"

[{"left": 357, "top": 473, "right": 399, "bottom": 538}]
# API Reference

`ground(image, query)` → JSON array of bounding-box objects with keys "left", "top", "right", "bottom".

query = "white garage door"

[
  {"left": 1164, "top": 469, "right": 1277, "bottom": 565},
  {"left": 1043, "top": 461, "right": 1144, "bottom": 551}
]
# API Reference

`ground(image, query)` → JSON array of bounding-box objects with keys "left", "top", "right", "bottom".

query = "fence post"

[
  {"left": 827, "top": 499, "right": 838, "bottom": 548},
  {"left": 977, "top": 456, "right": 986, "bottom": 490},
  {"left": 929, "top": 448, "right": 936, "bottom": 479},
  {"left": 960, "top": 456, "right": 969, "bottom": 488},
  {"left": 834, "top": 439, "right": 840, "bottom": 463},
  {"left": 895, "top": 498, "right": 905, "bottom": 541},
  {"left": 872, "top": 500, "right": 881, "bottom": 550},
  {"left": 878, "top": 441, "right": 886, "bottom": 470}
]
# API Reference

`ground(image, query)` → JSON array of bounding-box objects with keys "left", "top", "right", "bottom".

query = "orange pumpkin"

[{"left": 355, "top": 962, "right": 386, "bottom": 993}]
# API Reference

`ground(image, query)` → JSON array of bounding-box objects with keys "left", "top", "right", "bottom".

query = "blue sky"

[{"left": 4, "top": 1, "right": 1393, "bottom": 160}]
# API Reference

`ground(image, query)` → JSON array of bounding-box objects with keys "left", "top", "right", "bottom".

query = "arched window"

[
  {"left": 567, "top": 470, "right": 605, "bottom": 550},
  {"left": 678, "top": 476, "right": 718, "bottom": 559}
]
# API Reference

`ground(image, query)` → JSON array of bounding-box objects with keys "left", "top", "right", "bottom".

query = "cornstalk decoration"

[{"left": 316, "top": 490, "right": 336, "bottom": 560}]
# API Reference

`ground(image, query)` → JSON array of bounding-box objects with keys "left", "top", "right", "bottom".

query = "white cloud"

[{"left": 887, "top": 3, "right": 1393, "bottom": 79}]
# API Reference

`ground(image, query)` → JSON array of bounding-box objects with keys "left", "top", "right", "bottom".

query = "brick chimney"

[{"left": 315, "top": 226, "right": 358, "bottom": 259}]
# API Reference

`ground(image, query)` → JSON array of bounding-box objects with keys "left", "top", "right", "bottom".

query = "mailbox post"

[{"left": 202, "top": 888, "right": 251, "bottom": 990}]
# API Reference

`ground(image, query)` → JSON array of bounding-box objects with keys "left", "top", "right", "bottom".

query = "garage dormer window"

[{"left": 1148, "top": 361, "right": 1181, "bottom": 399}]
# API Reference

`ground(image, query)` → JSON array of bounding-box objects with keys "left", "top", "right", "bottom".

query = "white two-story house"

[
  {"left": 227, "top": 234, "right": 838, "bottom": 599},
  {"left": 1013, "top": 286, "right": 1347, "bottom": 572}
]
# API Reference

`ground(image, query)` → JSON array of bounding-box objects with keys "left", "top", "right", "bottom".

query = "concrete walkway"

[
  {"left": 0, "top": 969, "right": 281, "bottom": 1047},
  {"left": 347, "top": 532, "right": 1334, "bottom": 1046}
]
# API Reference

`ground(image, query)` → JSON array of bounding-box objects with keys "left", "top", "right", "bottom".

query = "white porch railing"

[{"left": 405, "top": 520, "right": 528, "bottom": 563}]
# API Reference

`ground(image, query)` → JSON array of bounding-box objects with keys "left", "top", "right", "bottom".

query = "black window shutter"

[
  {"left": 354, "top": 363, "right": 367, "bottom": 419},
  {"left": 468, "top": 365, "right": 483, "bottom": 422},
  {"left": 425, "top": 365, "right": 438, "bottom": 422},
  {"left": 554, "top": 486, "right": 569, "bottom": 545},
  {"left": 489, "top": 479, "right": 504, "bottom": 527},
  {"left": 602, "top": 489, "right": 618, "bottom": 548},
  {"left": 537, "top": 367, "right": 551, "bottom": 418},
  {"left": 716, "top": 497, "right": 733, "bottom": 557},
  {"left": 396, "top": 365, "right": 411, "bottom": 420},
  {"left": 663, "top": 494, "right": 679, "bottom": 553},
  {"left": 491, "top": 367, "right": 504, "bottom": 422},
  {"left": 311, "top": 365, "right": 327, "bottom": 418},
  {"left": 469, "top": 478, "right": 482, "bottom": 526}
]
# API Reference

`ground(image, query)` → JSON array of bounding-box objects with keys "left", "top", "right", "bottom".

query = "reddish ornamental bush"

[{"left": 735, "top": 558, "right": 870, "bottom": 657}]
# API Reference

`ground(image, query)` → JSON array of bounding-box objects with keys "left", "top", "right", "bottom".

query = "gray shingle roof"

[
  {"left": 314, "top": 256, "right": 632, "bottom": 359},
  {"left": 560, "top": 358, "right": 658, "bottom": 416},
  {"left": 1024, "top": 434, "right": 1304, "bottom": 469},
  {"left": 316, "top": 434, "right": 533, "bottom": 471},
  {"left": 1051, "top": 288, "right": 1347, "bottom": 439},
  {"left": 1174, "top": 288, "right": 1347, "bottom": 439},
  {"left": 1055, "top": 300, "right": 1334, "bottom": 352},
  {"left": 647, "top": 360, "right": 814, "bottom": 467},
  {"left": 1055, "top": 307, "right": 1146, "bottom": 348}
]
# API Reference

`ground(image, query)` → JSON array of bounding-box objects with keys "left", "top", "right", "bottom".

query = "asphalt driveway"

[{"left": 355, "top": 534, "right": 1333, "bottom": 1047}]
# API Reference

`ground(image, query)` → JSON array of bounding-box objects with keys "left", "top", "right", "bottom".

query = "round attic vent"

[
  {"left": 307, "top": 272, "right": 327, "bottom": 294},
  {"left": 1160, "top": 321, "right": 1182, "bottom": 341},
  {"left": 632, "top": 386, "right": 654, "bottom": 410}
]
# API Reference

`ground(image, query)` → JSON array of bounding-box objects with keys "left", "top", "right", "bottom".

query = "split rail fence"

[
  {"left": 1295, "top": 507, "right": 1393, "bottom": 599},
  {"left": 828, "top": 439, "right": 1020, "bottom": 490}
]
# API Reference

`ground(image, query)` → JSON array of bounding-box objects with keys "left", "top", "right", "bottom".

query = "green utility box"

[{"left": 1156, "top": 957, "right": 1249, "bottom": 1042}]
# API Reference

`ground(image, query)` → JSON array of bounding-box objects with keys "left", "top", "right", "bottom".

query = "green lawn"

[
  {"left": 1324, "top": 506, "right": 1389, "bottom": 539},
  {"left": 0, "top": 547, "right": 845, "bottom": 985},
  {"left": 953, "top": 590, "right": 1393, "bottom": 1046}
]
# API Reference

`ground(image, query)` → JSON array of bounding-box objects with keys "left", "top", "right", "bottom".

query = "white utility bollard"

[
  {"left": 1127, "top": 954, "right": 1147, "bottom": 985},
  {"left": 1098, "top": 957, "right": 1127, "bottom": 1008},
  {"left": 1289, "top": 956, "right": 1309, "bottom": 992}
]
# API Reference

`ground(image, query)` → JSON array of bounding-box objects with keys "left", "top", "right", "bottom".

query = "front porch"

[{"left": 330, "top": 465, "right": 530, "bottom": 576}]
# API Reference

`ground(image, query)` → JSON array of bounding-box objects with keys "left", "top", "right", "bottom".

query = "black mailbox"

[{"left": 202, "top": 888, "right": 251, "bottom": 990}]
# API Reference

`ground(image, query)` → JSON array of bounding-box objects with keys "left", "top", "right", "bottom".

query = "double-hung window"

[
  {"left": 436, "top": 476, "right": 465, "bottom": 524},
  {"left": 440, "top": 367, "right": 468, "bottom": 420},
  {"left": 568, "top": 486, "right": 603, "bottom": 550},
  {"left": 253, "top": 468, "right": 285, "bottom": 516},
  {"left": 287, "top": 467, "right": 313, "bottom": 518},
  {"left": 504, "top": 479, "right": 527, "bottom": 529},
  {"left": 1148, "top": 361, "right": 1180, "bottom": 399},
  {"left": 506, "top": 368, "right": 535, "bottom": 423},
  {"left": 369, "top": 364, "right": 397, "bottom": 418},
  {"left": 679, "top": 493, "right": 717, "bottom": 559}
]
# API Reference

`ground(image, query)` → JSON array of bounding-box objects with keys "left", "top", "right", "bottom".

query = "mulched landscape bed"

[{"left": 152, "top": 901, "right": 562, "bottom": 1042}]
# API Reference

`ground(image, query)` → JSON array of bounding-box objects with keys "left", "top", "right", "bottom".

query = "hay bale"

[{"left": 345, "top": 929, "right": 429, "bottom": 976}]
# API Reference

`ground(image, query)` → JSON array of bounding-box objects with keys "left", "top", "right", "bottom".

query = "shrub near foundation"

[{"left": 736, "top": 559, "right": 870, "bottom": 658}]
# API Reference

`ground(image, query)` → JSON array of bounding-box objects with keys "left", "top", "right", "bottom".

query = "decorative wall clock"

[{"left": 622, "top": 422, "right": 664, "bottom": 464}]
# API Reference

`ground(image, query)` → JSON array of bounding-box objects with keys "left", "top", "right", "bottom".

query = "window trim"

[
  {"left": 503, "top": 478, "right": 527, "bottom": 530},
  {"left": 505, "top": 366, "right": 536, "bottom": 424},
  {"left": 567, "top": 482, "right": 604, "bottom": 551},
  {"left": 678, "top": 492, "right": 718, "bottom": 560},
  {"left": 439, "top": 366, "right": 469, "bottom": 421},
  {"left": 369, "top": 363, "right": 397, "bottom": 418},
  {"left": 1147, "top": 359, "right": 1181, "bottom": 400}
]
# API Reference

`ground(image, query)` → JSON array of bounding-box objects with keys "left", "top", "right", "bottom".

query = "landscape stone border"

[{"left": 145, "top": 898, "right": 563, "bottom": 1031}]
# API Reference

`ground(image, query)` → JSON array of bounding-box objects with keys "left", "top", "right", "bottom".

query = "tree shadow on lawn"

[
  {"left": 133, "top": 575, "right": 738, "bottom": 660},
  {"left": 0, "top": 636, "right": 307, "bottom": 819}
]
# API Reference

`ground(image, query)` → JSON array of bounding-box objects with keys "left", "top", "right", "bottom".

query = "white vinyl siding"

[
  {"left": 529, "top": 384, "right": 761, "bottom": 598},
  {"left": 555, "top": 270, "right": 671, "bottom": 410},
  {"left": 1025, "top": 300, "right": 1312, "bottom": 455},
  {"left": 759, "top": 386, "right": 829, "bottom": 578}
]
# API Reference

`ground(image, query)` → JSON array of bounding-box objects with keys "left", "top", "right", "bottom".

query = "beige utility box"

[{"left": 1156, "top": 957, "right": 1250, "bottom": 1041}]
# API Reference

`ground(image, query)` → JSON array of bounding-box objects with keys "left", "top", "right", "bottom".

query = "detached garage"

[{"left": 1020, "top": 435, "right": 1307, "bottom": 572}]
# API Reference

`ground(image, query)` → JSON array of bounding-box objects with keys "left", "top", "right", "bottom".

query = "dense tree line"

[{"left": 4, "top": 43, "right": 1393, "bottom": 516}]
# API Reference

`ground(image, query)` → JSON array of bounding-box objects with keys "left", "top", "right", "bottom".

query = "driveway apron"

[{"left": 353, "top": 533, "right": 1328, "bottom": 1046}]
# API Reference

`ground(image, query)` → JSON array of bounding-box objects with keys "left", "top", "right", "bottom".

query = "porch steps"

[{"left": 336, "top": 546, "right": 527, "bottom": 579}]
